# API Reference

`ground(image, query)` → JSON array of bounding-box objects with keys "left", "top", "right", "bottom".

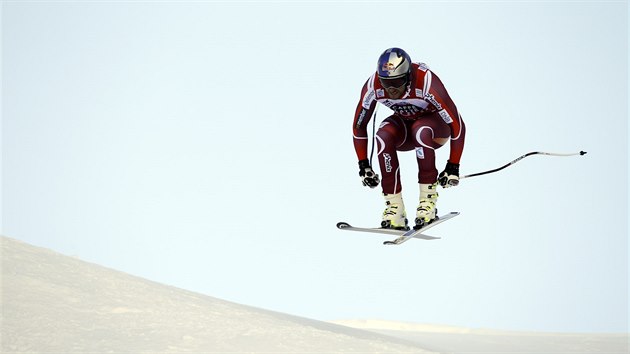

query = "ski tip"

[{"left": 336, "top": 222, "right": 351, "bottom": 229}]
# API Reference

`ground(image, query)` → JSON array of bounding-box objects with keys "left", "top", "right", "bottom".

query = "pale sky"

[{"left": 2, "top": 1, "right": 628, "bottom": 333}]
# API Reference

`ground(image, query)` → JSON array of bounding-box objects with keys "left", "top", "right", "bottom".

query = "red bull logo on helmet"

[{"left": 382, "top": 62, "right": 396, "bottom": 72}]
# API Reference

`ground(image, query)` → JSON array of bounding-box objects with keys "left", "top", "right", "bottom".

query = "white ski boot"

[
  {"left": 415, "top": 183, "right": 439, "bottom": 229},
  {"left": 381, "top": 193, "right": 409, "bottom": 230}
]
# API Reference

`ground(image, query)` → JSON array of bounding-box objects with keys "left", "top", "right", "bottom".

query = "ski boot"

[
  {"left": 415, "top": 183, "right": 439, "bottom": 229},
  {"left": 381, "top": 193, "right": 409, "bottom": 230}
]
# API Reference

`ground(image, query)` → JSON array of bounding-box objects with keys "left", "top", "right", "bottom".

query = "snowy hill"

[
  {"left": 331, "top": 320, "right": 629, "bottom": 353},
  {"left": 0, "top": 236, "right": 434, "bottom": 353},
  {"left": 2, "top": 236, "right": 627, "bottom": 354}
]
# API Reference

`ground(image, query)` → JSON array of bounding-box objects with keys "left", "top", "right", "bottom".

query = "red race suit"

[{"left": 352, "top": 62, "right": 466, "bottom": 194}]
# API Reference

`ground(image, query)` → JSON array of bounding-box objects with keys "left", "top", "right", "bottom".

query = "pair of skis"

[{"left": 337, "top": 212, "right": 459, "bottom": 245}]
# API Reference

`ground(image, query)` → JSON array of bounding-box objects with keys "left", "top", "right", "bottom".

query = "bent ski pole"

[{"left": 460, "top": 151, "right": 587, "bottom": 180}]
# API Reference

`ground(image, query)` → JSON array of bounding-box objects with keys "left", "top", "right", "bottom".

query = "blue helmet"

[{"left": 377, "top": 47, "right": 412, "bottom": 80}]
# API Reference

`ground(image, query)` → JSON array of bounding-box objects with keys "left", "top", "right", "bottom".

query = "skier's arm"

[
  {"left": 352, "top": 77, "right": 380, "bottom": 188},
  {"left": 425, "top": 72, "right": 466, "bottom": 164},
  {"left": 352, "top": 78, "right": 377, "bottom": 162}
]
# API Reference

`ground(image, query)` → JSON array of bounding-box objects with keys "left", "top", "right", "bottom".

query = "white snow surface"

[
  {"left": 331, "top": 320, "right": 629, "bottom": 354},
  {"left": 1, "top": 236, "right": 433, "bottom": 353},
  {"left": 2, "top": 236, "right": 627, "bottom": 354}
]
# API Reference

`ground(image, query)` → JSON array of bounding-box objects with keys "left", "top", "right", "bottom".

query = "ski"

[
  {"left": 336, "top": 222, "right": 407, "bottom": 236},
  {"left": 336, "top": 222, "right": 439, "bottom": 240},
  {"left": 336, "top": 211, "right": 459, "bottom": 243},
  {"left": 383, "top": 212, "right": 459, "bottom": 245}
]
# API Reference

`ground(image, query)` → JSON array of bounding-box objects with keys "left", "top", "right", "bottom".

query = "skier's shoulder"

[
  {"left": 414, "top": 62, "right": 430, "bottom": 72},
  {"left": 360, "top": 71, "right": 381, "bottom": 97},
  {"left": 366, "top": 71, "right": 378, "bottom": 89},
  {"left": 413, "top": 62, "right": 451, "bottom": 92},
  {"left": 358, "top": 72, "right": 379, "bottom": 108},
  {"left": 412, "top": 62, "right": 433, "bottom": 79}
]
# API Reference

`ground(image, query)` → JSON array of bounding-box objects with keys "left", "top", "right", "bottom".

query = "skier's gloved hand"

[
  {"left": 358, "top": 159, "right": 380, "bottom": 188},
  {"left": 438, "top": 161, "right": 460, "bottom": 188}
]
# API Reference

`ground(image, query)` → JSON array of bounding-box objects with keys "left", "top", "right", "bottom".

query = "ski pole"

[
  {"left": 460, "top": 150, "right": 587, "bottom": 180},
  {"left": 368, "top": 105, "right": 379, "bottom": 166}
]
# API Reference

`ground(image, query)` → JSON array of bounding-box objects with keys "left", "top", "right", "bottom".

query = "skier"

[{"left": 353, "top": 47, "right": 466, "bottom": 230}]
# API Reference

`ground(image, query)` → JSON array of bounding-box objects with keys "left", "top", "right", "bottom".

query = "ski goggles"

[{"left": 379, "top": 76, "right": 408, "bottom": 89}]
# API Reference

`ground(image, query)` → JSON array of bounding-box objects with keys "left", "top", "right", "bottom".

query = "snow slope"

[
  {"left": 2, "top": 236, "right": 627, "bottom": 354},
  {"left": 331, "top": 319, "right": 629, "bottom": 354},
  {"left": 1, "top": 236, "right": 433, "bottom": 353}
]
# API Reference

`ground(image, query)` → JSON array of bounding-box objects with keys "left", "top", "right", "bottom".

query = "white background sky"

[{"left": 2, "top": 1, "right": 628, "bottom": 333}]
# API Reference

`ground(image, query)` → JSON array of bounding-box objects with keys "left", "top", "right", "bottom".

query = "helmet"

[{"left": 377, "top": 48, "right": 412, "bottom": 88}]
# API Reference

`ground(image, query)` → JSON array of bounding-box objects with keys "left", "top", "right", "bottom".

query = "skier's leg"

[
  {"left": 376, "top": 115, "right": 410, "bottom": 229},
  {"left": 413, "top": 123, "right": 448, "bottom": 184},
  {"left": 375, "top": 115, "right": 408, "bottom": 195},
  {"left": 411, "top": 115, "right": 450, "bottom": 227}
]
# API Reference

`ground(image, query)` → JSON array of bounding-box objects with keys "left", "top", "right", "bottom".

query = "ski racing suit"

[{"left": 352, "top": 62, "right": 466, "bottom": 195}]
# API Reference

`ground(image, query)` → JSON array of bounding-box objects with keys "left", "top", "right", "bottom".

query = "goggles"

[{"left": 379, "top": 75, "right": 408, "bottom": 89}]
